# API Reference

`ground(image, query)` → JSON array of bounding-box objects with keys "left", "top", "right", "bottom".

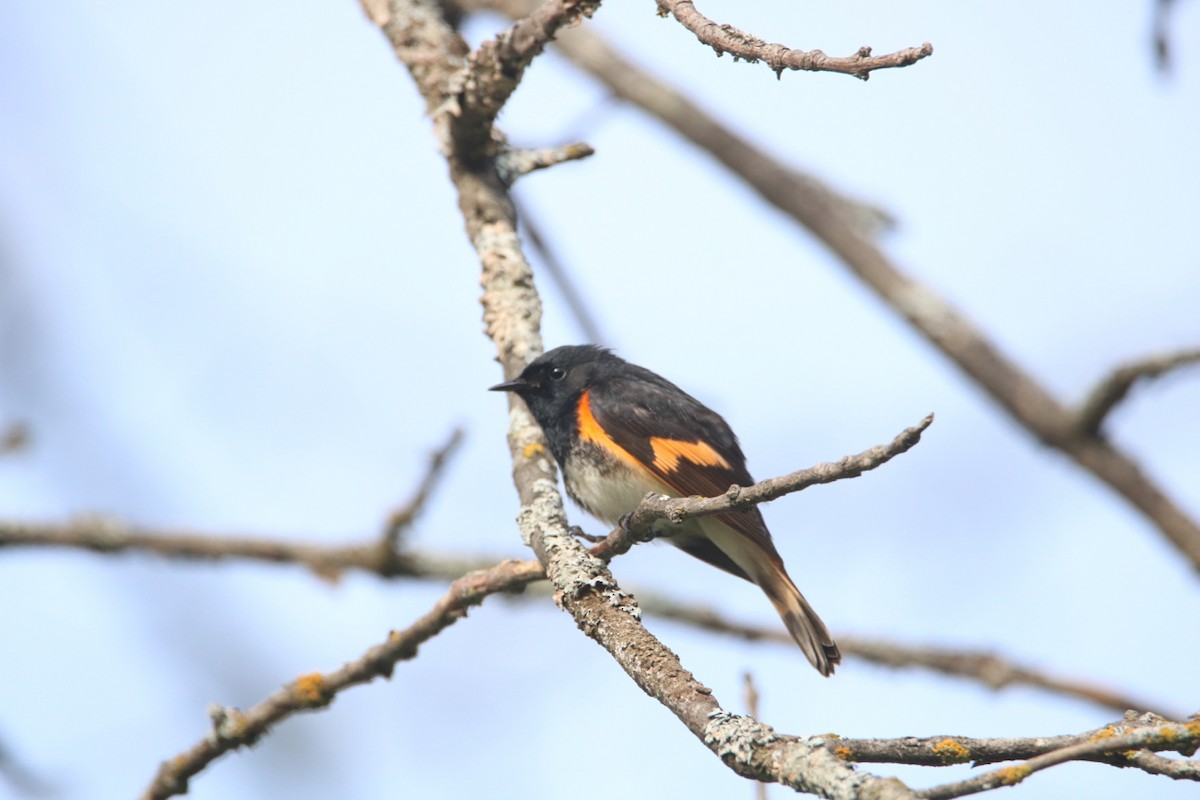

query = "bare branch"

[
  {"left": 655, "top": 0, "right": 933, "bottom": 80},
  {"left": 1, "top": 517, "right": 395, "bottom": 577},
  {"left": 141, "top": 556, "right": 547, "bottom": 800},
  {"left": 0, "top": 422, "right": 30, "bottom": 455},
  {"left": 0, "top": 733, "right": 53, "bottom": 798},
  {"left": 836, "top": 636, "right": 1180, "bottom": 721},
  {"left": 457, "top": 0, "right": 900, "bottom": 241},
  {"left": 595, "top": 414, "right": 933, "bottom": 560},
  {"left": 495, "top": 141, "right": 595, "bottom": 185},
  {"left": 382, "top": 427, "right": 466, "bottom": 551},
  {"left": 1152, "top": 0, "right": 1185, "bottom": 72},
  {"left": 514, "top": 193, "right": 610, "bottom": 345},
  {"left": 462, "top": 0, "right": 601, "bottom": 128},
  {"left": 632, "top": 591, "right": 1180, "bottom": 719},
  {"left": 1, "top": 428, "right": 469, "bottom": 582},
  {"left": 1074, "top": 347, "right": 1200, "bottom": 436},
  {"left": 0, "top": 516, "right": 505, "bottom": 583}
]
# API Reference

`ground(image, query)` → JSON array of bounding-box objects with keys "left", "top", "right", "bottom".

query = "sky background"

[{"left": 1, "top": 2, "right": 1199, "bottom": 799}]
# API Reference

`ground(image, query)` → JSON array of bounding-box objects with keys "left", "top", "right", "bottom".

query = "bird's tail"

[
  {"left": 691, "top": 517, "right": 840, "bottom": 676},
  {"left": 758, "top": 567, "right": 841, "bottom": 677}
]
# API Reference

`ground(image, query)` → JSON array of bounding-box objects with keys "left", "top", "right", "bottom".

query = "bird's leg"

[{"left": 568, "top": 525, "right": 606, "bottom": 544}]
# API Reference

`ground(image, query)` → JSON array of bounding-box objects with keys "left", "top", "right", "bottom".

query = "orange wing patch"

[
  {"left": 649, "top": 436, "right": 731, "bottom": 473},
  {"left": 577, "top": 389, "right": 732, "bottom": 478},
  {"left": 577, "top": 390, "right": 644, "bottom": 470}
]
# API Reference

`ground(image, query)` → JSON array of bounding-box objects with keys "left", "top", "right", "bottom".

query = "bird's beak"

[{"left": 489, "top": 377, "right": 528, "bottom": 393}]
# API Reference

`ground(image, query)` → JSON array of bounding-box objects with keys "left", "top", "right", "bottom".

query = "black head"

[{"left": 489, "top": 345, "right": 623, "bottom": 432}]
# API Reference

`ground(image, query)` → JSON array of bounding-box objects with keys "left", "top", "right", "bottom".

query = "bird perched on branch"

[{"left": 491, "top": 345, "right": 839, "bottom": 676}]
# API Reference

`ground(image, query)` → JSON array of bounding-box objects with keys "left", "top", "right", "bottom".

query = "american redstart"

[{"left": 490, "top": 345, "right": 840, "bottom": 676}]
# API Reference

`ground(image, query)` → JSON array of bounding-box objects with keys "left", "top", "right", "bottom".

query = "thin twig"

[
  {"left": 655, "top": 0, "right": 933, "bottom": 81},
  {"left": 836, "top": 636, "right": 1179, "bottom": 720},
  {"left": 1074, "top": 347, "right": 1200, "bottom": 436},
  {"left": 0, "top": 733, "right": 53, "bottom": 798},
  {"left": 513, "top": 193, "right": 609, "bottom": 345},
  {"left": 456, "top": 0, "right": 899, "bottom": 241},
  {"left": 382, "top": 427, "right": 466, "bottom": 551},
  {"left": 496, "top": 142, "right": 595, "bottom": 185},
  {"left": 1152, "top": 0, "right": 1184, "bottom": 72},
  {"left": 597, "top": 414, "right": 933, "bottom": 560},
  {"left": 1, "top": 427, "right": 470, "bottom": 583},
  {"left": 0, "top": 517, "right": 496, "bottom": 582},
  {"left": 0, "top": 422, "right": 30, "bottom": 455}
]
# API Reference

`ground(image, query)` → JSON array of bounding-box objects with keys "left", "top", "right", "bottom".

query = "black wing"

[{"left": 588, "top": 367, "right": 785, "bottom": 578}]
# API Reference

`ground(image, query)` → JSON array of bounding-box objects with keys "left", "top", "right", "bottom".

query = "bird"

[{"left": 490, "top": 344, "right": 840, "bottom": 676}]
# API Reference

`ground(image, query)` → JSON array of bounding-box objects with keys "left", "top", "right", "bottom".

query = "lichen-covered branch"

[
  {"left": 910, "top": 713, "right": 1200, "bottom": 798},
  {"left": 838, "top": 712, "right": 1200, "bottom": 769},
  {"left": 655, "top": 0, "right": 933, "bottom": 80},
  {"left": 140, "top": 556, "right": 547, "bottom": 800}
]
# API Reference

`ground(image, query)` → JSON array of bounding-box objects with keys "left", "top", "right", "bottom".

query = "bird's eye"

[{"left": 549, "top": 366, "right": 567, "bottom": 381}]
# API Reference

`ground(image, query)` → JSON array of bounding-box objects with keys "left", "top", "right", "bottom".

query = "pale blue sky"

[{"left": 1, "top": 2, "right": 1198, "bottom": 799}]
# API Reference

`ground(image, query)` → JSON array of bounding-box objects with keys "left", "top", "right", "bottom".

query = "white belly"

[{"left": 563, "top": 455, "right": 675, "bottom": 526}]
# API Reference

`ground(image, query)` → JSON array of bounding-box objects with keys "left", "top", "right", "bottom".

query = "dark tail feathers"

[{"left": 760, "top": 568, "right": 840, "bottom": 677}]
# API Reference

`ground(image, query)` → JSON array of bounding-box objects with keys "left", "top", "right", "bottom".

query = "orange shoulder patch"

[
  {"left": 577, "top": 390, "right": 642, "bottom": 469},
  {"left": 648, "top": 436, "right": 731, "bottom": 473}
]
